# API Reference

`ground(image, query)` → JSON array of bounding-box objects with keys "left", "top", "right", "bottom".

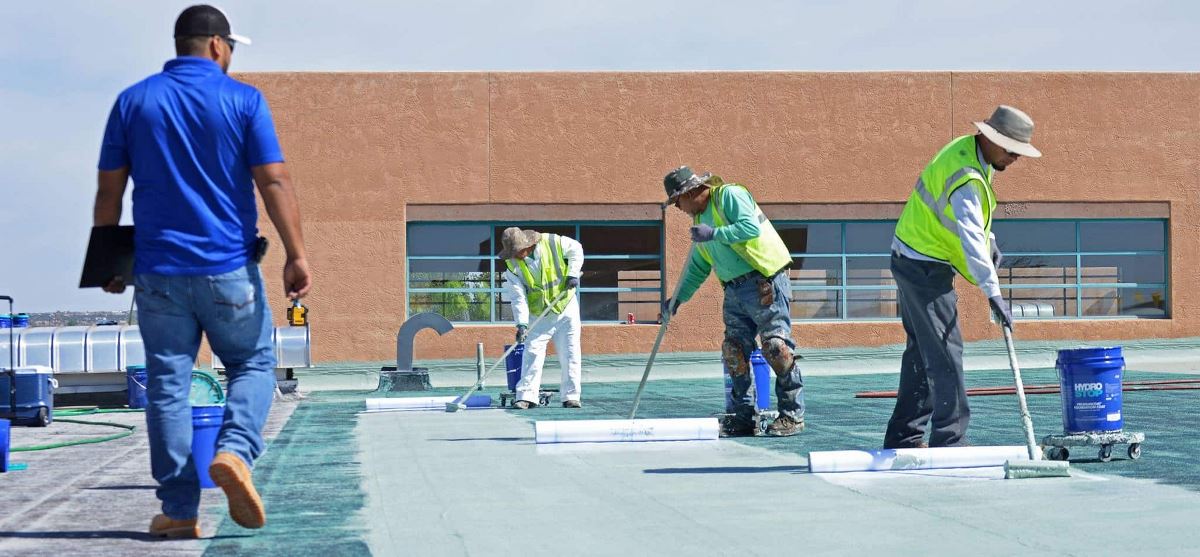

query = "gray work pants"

[{"left": 884, "top": 253, "right": 970, "bottom": 448}]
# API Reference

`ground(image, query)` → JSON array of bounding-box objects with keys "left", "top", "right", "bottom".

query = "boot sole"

[
  {"left": 150, "top": 525, "right": 201, "bottom": 539},
  {"left": 209, "top": 460, "right": 267, "bottom": 529}
]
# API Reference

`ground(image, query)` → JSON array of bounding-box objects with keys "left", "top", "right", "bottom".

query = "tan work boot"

[
  {"left": 765, "top": 414, "right": 805, "bottom": 437},
  {"left": 148, "top": 514, "right": 201, "bottom": 539},
  {"left": 208, "top": 452, "right": 266, "bottom": 529}
]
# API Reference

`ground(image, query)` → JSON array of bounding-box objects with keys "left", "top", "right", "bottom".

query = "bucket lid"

[{"left": 1056, "top": 346, "right": 1123, "bottom": 362}]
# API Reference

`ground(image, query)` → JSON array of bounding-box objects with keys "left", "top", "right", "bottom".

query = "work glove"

[
  {"left": 989, "top": 296, "right": 1014, "bottom": 331},
  {"left": 661, "top": 297, "right": 680, "bottom": 318},
  {"left": 564, "top": 276, "right": 579, "bottom": 289},
  {"left": 991, "top": 242, "right": 1003, "bottom": 269},
  {"left": 515, "top": 324, "right": 528, "bottom": 343},
  {"left": 690, "top": 224, "right": 716, "bottom": 243}
]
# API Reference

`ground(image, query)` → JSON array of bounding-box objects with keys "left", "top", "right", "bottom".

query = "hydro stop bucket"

[{"left": 1056, "top": 346, "right": 1124, "bottom": 434}]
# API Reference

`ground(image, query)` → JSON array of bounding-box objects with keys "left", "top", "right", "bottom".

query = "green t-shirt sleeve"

[
  {"left": 712, "top": 186, "right": 761, "bottom": 244},
  {"left": 675, "top": 247, "right": 712, "bottom": 304}
]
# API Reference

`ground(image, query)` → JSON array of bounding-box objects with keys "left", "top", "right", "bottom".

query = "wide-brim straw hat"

[
  {"left": 974, "top": 105, "right": 1042, "bottom": 158},
  {"left": 497, "top": 227, "right": 541, "bottom": 259}
]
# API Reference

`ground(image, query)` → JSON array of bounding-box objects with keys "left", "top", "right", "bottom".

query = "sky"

[{"left": 1, "top": 0, "right": 1198, "bottom": 312}]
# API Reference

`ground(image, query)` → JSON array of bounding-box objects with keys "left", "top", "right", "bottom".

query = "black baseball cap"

[{"left": 174, "top": 5, "right": 252, "bottom": 45}]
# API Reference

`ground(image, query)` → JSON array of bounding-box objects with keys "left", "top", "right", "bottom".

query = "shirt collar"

[
  {"left": 163, "top": 56, "right": 223, "bottom": 74},
  {"left": 975, "top": 137, "right": 993, "bottom": 176}
]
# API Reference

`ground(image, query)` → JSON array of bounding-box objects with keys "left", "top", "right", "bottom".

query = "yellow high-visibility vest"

[
  {"left": 505, "top": 234, "right": 571, "bottom": 315},
  {"left": 695, "top": 184, "right": 791, "bottom": 277},
  {"left": 894, "top": 135, "right": 996, "bottom": 284}
]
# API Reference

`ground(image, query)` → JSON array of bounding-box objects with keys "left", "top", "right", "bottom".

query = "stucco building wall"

[{"left": 238, "top": 72, "right": 1199, "bottom": 361}]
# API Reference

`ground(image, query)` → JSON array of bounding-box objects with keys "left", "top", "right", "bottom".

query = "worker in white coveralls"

[{"left": 499, "top": 227, "right": 585, "bottom": 409}]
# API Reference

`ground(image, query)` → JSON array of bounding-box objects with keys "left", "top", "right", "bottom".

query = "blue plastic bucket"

[
  {"left": 0, "top": 418, "right": 10, "bottom": 473},
  {"left": 504, "top": 344, "right": 525, "bottom": 392},
  {"left": 0, "top": 315, "right": 10, "bottom": 329},
  {"left": 126, "top": 366, "right": 148, "bottom": 409},
  {"left": 1056, "top": 347, "right": 1124, "bottom": 433},
  {"left": 750, "top": 349, "right": 771, "bottom": 412},
  {"left": 12, "top": 314, "right": 28, "bottom": 328},
  {"left": 191, "top": 404, "right": 224, "bottom": 489}
]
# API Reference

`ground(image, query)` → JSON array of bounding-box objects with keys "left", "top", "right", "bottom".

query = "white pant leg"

[
  {"left": 555, "top": 300, "right": 583, "bottom": 401},
  {"left": 516, "top": 311, "right": 558, "bottom": 404}
]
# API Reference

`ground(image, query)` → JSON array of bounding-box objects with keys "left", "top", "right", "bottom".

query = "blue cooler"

[
  {"left": 0, "top": 367, "right": 56, "bottom": 427},
  {"left": 1056, "top": 347, "right": 1124, "bottom": 434},
  {"left": 0, "top": 315, "right": 10, "bottom": 329},
  {"left": 12, "top": 314, "right": 29, "bottom": 328}
]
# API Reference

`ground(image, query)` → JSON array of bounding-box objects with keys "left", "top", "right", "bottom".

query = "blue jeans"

[
  {"left": 135, "top": 264, "right": 276, "bottom": 520},
  {"left": 722, "top": 271, "right": 805, "bottom": 423}
]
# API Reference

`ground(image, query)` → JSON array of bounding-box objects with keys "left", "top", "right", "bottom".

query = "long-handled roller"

[
  {"left": 1000, "top": 323, "right": 1071, "bottom": 479},
  {"left": 629, "top": 245, "right": 693, "bottom": 419},
  {"left": 445, "top": 288, "right": 573, "bottom": 412}
]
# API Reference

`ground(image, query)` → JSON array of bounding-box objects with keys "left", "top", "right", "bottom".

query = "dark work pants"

[{"left": 884, "top": 253, "right": 970, "bottom": 448}]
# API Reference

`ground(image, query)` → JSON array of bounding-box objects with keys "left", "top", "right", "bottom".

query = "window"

[
  {"left": 778, "top": 218, "right": 1169, "bottom": 321},
  {"left": 778, "top": 221, "right": 898, "bottom": 320},
  {"left": 994, "top": 219, "right": 1168, "bottom": 319},
  {"left": 407, "top": 222, "right": 662, "bottom": 323}
]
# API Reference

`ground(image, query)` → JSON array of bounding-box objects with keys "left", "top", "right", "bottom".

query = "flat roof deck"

[{"left": 3, "top": 339, "right": 1200, "bottom": 556}]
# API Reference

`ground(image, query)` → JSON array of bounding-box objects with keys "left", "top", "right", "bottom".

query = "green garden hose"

[{"left": 10, "top": 408, "right": 141, "bottom": 452}]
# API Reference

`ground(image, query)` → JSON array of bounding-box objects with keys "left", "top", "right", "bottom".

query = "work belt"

[{"left": 721, "top": 266, "right": 789, "bottom": 289}]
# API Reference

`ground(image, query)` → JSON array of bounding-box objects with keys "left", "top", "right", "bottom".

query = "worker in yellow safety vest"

[
  {"left": 885, "top": 105, "right": 1041, "bottom": 449},
  {"left": 498, "top": 227, "right": 585, "bottom": 409},
  {"left": 662, "top": 166, "right": 805, "bottom": 437}
]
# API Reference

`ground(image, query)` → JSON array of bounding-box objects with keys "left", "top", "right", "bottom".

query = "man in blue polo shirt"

[{"left": 93, "top": 5, "right": 310, "bottom": 538}]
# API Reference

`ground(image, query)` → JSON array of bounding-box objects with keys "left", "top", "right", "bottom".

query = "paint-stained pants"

[
  {"left": 723, "top": 271, "right": 805, "bottom": 423},
  {"left": 884, "top": 253, "right": 970, "bottom": 448},
  {"left": 516, "top": 297, "right": 582, "bottom": 403}
]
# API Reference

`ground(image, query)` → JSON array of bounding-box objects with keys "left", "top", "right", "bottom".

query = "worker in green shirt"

[{"left": 662, "top": 166, "right": 804, "bottom": 437}]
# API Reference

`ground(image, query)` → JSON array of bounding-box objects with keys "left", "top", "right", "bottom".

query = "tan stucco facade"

[{"left": 238, "top": 72, "right": 1199, "bottom": 362}]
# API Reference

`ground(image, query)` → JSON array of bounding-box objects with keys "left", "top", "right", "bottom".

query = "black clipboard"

[{"left": 79, "top": 225, "right": 135, "bottom": 288}]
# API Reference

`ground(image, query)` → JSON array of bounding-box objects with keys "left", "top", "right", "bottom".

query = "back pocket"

[{"left": 209, "top": 268, "right": 258, "bottom": 322}]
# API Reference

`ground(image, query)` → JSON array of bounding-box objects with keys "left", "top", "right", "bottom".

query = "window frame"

[
  {"left": 777, "top": 217, "right": 1170, "bottom": 321},
  {"left": 406, "top": 221, "right": 665, "bottom": 323},
  {"left": 994, "top": 217, "right": 1170, "bottom": 320}
]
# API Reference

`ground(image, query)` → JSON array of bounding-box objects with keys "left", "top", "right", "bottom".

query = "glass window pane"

[
  {"left": 778, "top": 223, "right": 841, "bottom": 254},
  {"left": 845, "top": 223, "right": 895, "bottom": 254},
  {"left": 1080, "top": 255, "right": 1165, "bottom": 284},
  {"left": 409, "top": 292, "right": 492, "bottom": 321},
  {"left": 577, "top": 292, "right": 660, "bottom": 323},
  {"left": 409, "top": 259, "right": 492, "bottom": 289},
  {"left": 848, "top": 289, "right": 898, "bottom": 318},
  {"left": 790, "top": 289, "right": 840, "bottom": 319},
  {"left": 581, "top": 259, "right": 661, "bottom": 289},
  {"left": 408, "top": 224, "right": 490, "bottom": 256},
  {"left": 999, "top": 255, "right": 1076, "bottom": 285},
  {"left": 1081, "top": 287, "right": 1167, "bottom": 318},
  {"left": 846, "top": 256, "right": 893, "bottom": 286},
  {"left": 790, "top": 257, "right": 841, "bottom": 287},
  {"left": 992, "top": 221, "right": 1075, "bottom": 253},
  {"left": 1080, "top": 221, "right": 1165, "bottom": 252},
  {"left": 1003, "top": 287, "right": 1076, "bottom": 319},
  {"left": 580, "top": 225, "right": 661, "bottom": 255}
]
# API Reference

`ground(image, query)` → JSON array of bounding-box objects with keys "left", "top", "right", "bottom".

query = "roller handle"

[
  {"left": 1002, "top": 324, "right": 1041, "bottom": 461},
  {"left": 629, "top": 245, "right": 693, "bottom": 419}
]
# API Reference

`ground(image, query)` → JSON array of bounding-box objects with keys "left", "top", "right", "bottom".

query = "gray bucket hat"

[
  {"left": 974, "top": 105, "right": 1042, "bottom": 158},
  {"left": 497, "top": 227, "right": 541, "bottom": 260}
]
